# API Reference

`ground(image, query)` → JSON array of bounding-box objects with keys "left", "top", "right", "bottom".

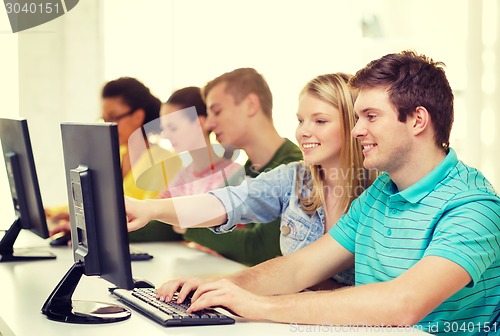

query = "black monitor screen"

[{"left": 0, "top": 118, "right": 54, "bottom": 262}]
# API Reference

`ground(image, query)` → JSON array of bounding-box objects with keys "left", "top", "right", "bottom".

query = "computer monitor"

[
  {"left": 42, "top": 122, "right": 146, "bottom": 324},
  {"left": 0, "top": 118, "right": 56, "bottom": 262}
]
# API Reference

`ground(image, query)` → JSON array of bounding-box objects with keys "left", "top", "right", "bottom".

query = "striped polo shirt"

[{"left": 330, "top": 148, "right": 500, "bottom": 335}]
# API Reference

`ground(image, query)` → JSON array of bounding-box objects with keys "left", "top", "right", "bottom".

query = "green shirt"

[{"left": 183, "top": 138, "right": 303, "bottom": 266}]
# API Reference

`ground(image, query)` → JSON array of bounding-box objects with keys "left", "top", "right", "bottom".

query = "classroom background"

[{"left": 0, "top": 0, "right": 498, "bottom": 221}]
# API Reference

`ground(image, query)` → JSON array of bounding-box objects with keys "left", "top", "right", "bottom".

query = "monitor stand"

[
  {"left": 0, "top": 218, "right": 56, "bottom": 262},
  {"left": 42, "top": 262, "right": 131, "bottom": 324}
]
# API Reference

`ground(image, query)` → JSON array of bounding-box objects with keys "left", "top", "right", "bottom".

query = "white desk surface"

[{"left": 0, "top": 230, "right": 431, "bottom": 336}]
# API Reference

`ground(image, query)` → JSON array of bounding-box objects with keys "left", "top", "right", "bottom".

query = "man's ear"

[
  {"left": 411, "top": 106, "right": 430, "bottom": 136},
  {"left": 245, "top": 93, "right": 261, "bottom": 117}
]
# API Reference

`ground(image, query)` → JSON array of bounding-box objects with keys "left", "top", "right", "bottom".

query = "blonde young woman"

[{"left": 125, "top": 73, "right": 376, "bottom": 286}]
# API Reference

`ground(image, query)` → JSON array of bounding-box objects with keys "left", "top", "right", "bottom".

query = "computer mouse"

[
  {"left": 133, "top": 278, "right": 155, "bottom": 289},
  {"left": 50, "top": 233, "right": 71, "bottom": 246}
]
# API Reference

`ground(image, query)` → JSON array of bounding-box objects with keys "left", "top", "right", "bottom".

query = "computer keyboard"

[{"left": 110, "top": 287, "right": 235, "bottom": 326}]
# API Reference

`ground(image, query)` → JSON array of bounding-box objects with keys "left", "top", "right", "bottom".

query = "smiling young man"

[
  {"left": 179, "top": 68, "right": 302, "bottom": 266},
  {"left": 154, "top": 51, "right": 500, "bottom": 335}
]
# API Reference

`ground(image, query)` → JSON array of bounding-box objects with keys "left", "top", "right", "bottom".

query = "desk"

[{"left": 0, "top": 230, "right": 431, "bottom": 336}]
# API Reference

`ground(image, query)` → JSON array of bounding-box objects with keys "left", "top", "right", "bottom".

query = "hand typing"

[
  {"left": 156, "top": 277, "right": 267, "bottom": 320},
  {"left": 156, "top": 276, "right": 209, "bottom": 303},
  {"left": 187, "top": 279, "right": 265, "bottom": 320}
]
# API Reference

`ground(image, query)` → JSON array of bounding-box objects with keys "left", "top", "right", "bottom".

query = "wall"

[
  {"left": 18, "top": 0, "right": 103, "bottom": 206},
  {"left": 102, "top": 0, "right": 363, "bottom": 142}
]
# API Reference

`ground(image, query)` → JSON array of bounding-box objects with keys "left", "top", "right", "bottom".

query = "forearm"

[
  {"left": 224, "top": 234, "right": 354, "bottom": 296},
  {"left": 145, "top": 194, "right": 227, "bottom": 228},
  {"left": 259, "top": 255, "right": 475, "bottom": 327},
  {"left": 261, "top": 282, "right": 417, "bottom": 326},
  {"left": 223, "top": 255, "right": 309, "bottom": 296}
]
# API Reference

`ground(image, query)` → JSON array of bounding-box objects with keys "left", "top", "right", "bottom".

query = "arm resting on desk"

[
  {"left": 176, "top": 233, "right": 471, "bottom": 326},
  {"left": 159, "top": 234, "right": 352, "bottom": 303},
  {"left": 187, "top": 253, "right": 471, "bottom": 326}
]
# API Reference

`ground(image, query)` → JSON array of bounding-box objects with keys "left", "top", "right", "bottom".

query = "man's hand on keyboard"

[
  {"left": 156, "top": 277, "right": 209, "bottom": 303},
  {"left": 187, "top": 279, "right": 265, "bottom": 320}
]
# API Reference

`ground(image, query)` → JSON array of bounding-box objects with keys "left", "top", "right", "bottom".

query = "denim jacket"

[{"left": 209, "top": 162, "right": 354, "bottom": 285}]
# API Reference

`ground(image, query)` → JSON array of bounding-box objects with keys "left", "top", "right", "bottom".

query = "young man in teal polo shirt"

[{"left": 153, "top": 51, "right": 500, "bottom": 335}]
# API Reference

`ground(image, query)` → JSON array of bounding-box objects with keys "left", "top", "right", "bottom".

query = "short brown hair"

[
  {"left": 349, "top": 50, "right": 454, "bottom": 150},
  {"left": 202, "top": 68, "right": 273, "bottom": 119}
]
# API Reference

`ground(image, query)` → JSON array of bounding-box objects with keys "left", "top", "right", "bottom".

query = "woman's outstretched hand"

[{"left": 124, "top": 196, "right": 152, "bottom": 232}]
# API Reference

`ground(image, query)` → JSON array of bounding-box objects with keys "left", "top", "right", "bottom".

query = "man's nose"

[{"left": 351, "top": 119, "right": 366, "bottom": 138}]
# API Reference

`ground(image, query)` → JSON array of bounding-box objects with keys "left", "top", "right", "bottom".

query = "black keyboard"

[{"left": 110, "top": 288, "right": 235, "bottom": 326}]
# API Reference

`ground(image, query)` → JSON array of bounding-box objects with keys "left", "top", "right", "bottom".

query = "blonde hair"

[{"left": 297, "top": 73, "right": 377, "bottom": 214}]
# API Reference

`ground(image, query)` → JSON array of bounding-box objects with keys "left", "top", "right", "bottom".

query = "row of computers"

[{"left": 0, "top": 118, "right": 235, "bottom": 327}]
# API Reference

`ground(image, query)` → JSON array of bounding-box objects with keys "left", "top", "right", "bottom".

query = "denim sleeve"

[{"left": 209, "top": 163, "right": 296, "bottom": 233}]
